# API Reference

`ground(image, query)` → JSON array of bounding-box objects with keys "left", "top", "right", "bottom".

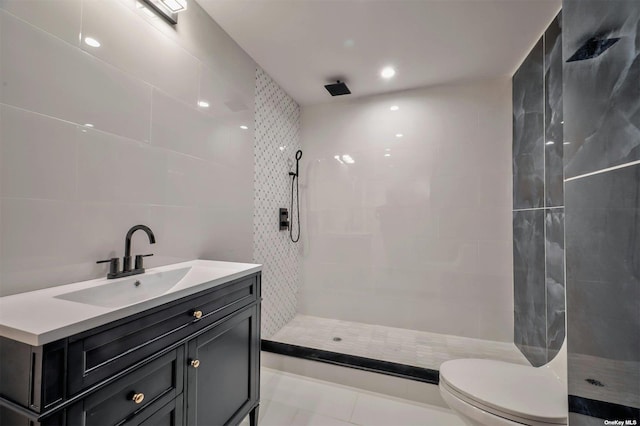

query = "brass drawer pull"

[
  {"left": 193, "top": 310, "right": 203, "bottom": 319},
  {"left": 190, "top": 359, "right": 200, "bottom": 368},
  {"left": 131, "top": 392, "right": 145, "bottom": 404}
]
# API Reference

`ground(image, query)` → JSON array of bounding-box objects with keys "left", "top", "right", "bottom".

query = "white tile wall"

[
  {"left": 0, "top": 0, "right": 258, "bottom": 296},
  {"left": 253, "top": 68, "right": 301, "bottom": 337},
  {"left": 0, "top": 10, "right": 153, "bottom": 142},
  {"left": 299, "top": 80, "right": 514, "bottom": 342},
  {"left": 0, "top": 0, "right": 82, "bottom": 46},
  {"left": 80, "top": 0, "right": 201, "bottom": 106}
]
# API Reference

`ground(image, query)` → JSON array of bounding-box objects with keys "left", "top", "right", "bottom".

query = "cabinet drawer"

[
  {"left": 124, "top": 395, "right": 183, "bottom": 426},
  {"left": 68, "top": 274, "right": 258, "bottom": 395},
  {"left": 66, "top": 348, "right": 184, "bottom": 426}
]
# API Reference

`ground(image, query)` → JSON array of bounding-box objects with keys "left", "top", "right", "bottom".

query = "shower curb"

[
  {"left": 569, "top": 395, "right": 640, "bottom": 421},
  {"left": 261, "top": 340, "right": 439, "bottom": 384}
]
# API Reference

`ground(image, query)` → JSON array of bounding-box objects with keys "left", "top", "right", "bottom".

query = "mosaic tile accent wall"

[{"left": 253, "top": 68, "right": 302, "bottom": 338}]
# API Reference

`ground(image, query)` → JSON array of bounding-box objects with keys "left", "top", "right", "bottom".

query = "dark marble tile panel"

[
  {"left": 513, "top": 209, "right": 547, "bottom": 366},
  {"left": 567, "top": 279, "right": 639, "bottom": 361},
  {"left": 545, "top": 13, "right": 564, "bottom": 207},
  {"left": 563, "top": 0, "right": 640, "bottom": 178},
  {"left": 545, "top": 208, "right": 565, "bottom": 360},
  {"left": 513, "top": 38, "right": 545, "bottom": 209},
  {"left": 565, "top": 164, "right": 640, "bottom": 362}
]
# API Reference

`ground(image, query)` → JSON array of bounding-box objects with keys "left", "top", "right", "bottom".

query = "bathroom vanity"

[{"left": 0, "top": 260, "right": 261, "bottom": 426}]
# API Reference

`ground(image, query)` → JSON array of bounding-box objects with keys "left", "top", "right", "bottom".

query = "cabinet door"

[{"left": 186, "top": 305, "right": 259, "bottom": 426}]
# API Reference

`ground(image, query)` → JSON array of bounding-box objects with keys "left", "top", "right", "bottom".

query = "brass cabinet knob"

[
  {"left": 190, "top": 359, "right": 200, "bottom": 368},
  {"left": 131, "top": 392, "right": 145, "bottom": 404},
  {"left": 193, "top": 310, "right": 203, "bottom": 319}
]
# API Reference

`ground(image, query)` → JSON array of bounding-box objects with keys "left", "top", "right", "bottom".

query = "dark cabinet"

[
  {"left": 186, "top": 306, "right": 260, "bottom": 426},
  {"left": 0, "top": 272, "right": 261, "bottom": 426},
  {"left": 67, "top": 275, "right": 258, "bottom": 396}
]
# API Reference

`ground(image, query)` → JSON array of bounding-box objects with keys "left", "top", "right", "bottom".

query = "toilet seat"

[{"left": 439, "top": 359, "right": 567, "bottom": 425}]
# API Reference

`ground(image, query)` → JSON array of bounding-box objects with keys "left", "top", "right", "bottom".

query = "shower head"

[
  {"left": 289, "top": 150, "right": 303, "bottom": 177},
  {"left": 567, "top": 37, "right": 620, "bottom": 62},
  {"left": 325, "top": 81, "right": 351, "bottom": 96}
]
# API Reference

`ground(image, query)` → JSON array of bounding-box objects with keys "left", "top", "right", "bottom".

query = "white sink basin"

[
  {"left": 0, "top": 260, "right": 261, "bottom": 346},
  {"left": 55, "top": 267, "right": 191, "bottom": 308}
]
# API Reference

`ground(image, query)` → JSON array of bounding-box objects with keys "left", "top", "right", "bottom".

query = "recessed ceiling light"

[
  {"left": 342, "top": 154, "right": 355, "bottom": 164},
  {"left": 84, "top": 37, "right": 101, "bottom": 47},
  {"left": 240, "top": 125, "right": 249, "bottom": 130},
  {"left": 384, "top": 153, "right": 391, "bottom": 157},
  {"left": 564, "top": 141, "right": 571, "bottom": 145},
  {"left": 84, "top": 123, "right": 94, "bottom": 128},
  {"left": 390, "top": 105, "right": 399, "bottom": 111},
  {"left": 380, "top": 66, "right": 396, "bottom": 79},
  {"left": 197, "top": 100, "right": 210, "bottom": 108},
  {"left": 395, "top": 133, "right": 403, "bottom": 138},
  {"left": 546, "top": 141, "right": 555, "bottom": 145}
]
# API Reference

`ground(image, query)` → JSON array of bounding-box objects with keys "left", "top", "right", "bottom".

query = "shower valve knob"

[{"left": 279, "top": 208, "right": 289, "bottom": 231}]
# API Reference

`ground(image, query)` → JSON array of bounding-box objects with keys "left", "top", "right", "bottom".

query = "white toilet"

[{"left": 439, "top": 344, "right": 568, "bottom": 426}]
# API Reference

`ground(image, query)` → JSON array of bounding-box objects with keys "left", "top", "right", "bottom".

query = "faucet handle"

[
  {"left": 134, "top": 254, "right": 154, "bottom": 270},
  {"left": 97, "top": 258, "right": 119, "bottom": 276}
]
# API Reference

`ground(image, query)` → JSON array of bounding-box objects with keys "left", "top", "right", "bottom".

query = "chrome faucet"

[{"left": 97, "top": 225, "right": 156, "bottom": 279}]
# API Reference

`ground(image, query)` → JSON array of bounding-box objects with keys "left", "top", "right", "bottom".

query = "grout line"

[
  {"left": 148, "top": 88, "right": 154, "bottom": 144},
  {"left": 543, "top": 33, "right": 547, "bottom": 212},
  {"left": 543, "top": 199, "right": 548, "bottom": 363},
  {"left": 79, "top": 0, "right": 84, "bottom": 46},
  {"left": 565, "top": 159, "right": 640, "bottom": 182},
  {"left": 348, "top": 393, "right": 360, "bottom": 423},
  {"left": 542, "top": 30, "right": 549, "bottom": 364},
  {"left": 513, "top": 206, "right": 564, "bottom": 212}
]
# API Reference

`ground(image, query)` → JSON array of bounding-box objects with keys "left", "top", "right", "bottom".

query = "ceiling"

[{"left": 198, "top": 0, "right": 561, "bottom": 106}]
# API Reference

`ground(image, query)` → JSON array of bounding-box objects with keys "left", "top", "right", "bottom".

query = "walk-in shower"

[{"left": 262, "top": 73, "right": 533, "bottom": 383}]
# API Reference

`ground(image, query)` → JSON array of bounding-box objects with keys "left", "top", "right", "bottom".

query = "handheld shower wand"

[
  {"left": 288, "top": 150, "right": 302, "bottom": 243},
  {"left": 289, "top": 150, "right": 302, "bottom": 178}
]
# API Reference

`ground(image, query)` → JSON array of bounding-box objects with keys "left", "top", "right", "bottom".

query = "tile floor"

[
  {"left": 269, "top": 315, "right": 529, "bottom": 370},
  {"left": 241, "top": 368, "right": 465, "bottom": 426}
]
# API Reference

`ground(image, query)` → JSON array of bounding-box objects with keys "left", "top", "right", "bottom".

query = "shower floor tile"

[{"left": 269, "top": 315, "right": 529, "bottom": 370}]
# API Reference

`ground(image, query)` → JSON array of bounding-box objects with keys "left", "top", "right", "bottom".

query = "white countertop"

[{"left": 0, "top": 260, "right": 261, "bottom": 346}]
